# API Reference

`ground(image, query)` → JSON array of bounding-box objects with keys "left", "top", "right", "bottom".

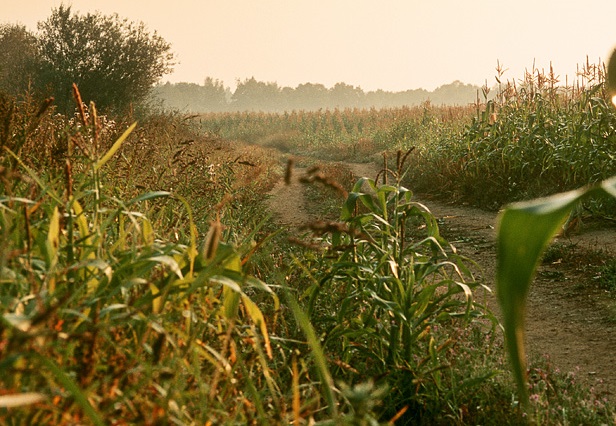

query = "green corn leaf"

[
  {"left": 496, "top": 184, "right": 603, "bottom": 409},
  {"left": 497, "top": 53, "right": 616, "bottom": 410},
  {"left": 341, "top": 177, "right": 381, "bottom": 220},
  {"left": 94, "top": 122, "right": 137, "bottom": 171},
  {"left": 340, "top": 191, "right": 361, "bottom": 220}
]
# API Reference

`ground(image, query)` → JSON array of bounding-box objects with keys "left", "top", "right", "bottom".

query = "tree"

[
  {"left": 36, "top": 6, "right": 175, "bottom": 114},
  {"left": 151, "top": 78, "right": 229, "bottom": 112},
  {"left": 329, "top": 83, "right": 364, "bottom": 108},
  {"left": 232, "top": 77, "right": 283, "bottom": 111},
  {"left": 289, "top": 83, "right": 329, "bottom": 110},
  {"left": 430, "top": 80, "right": 477, "bottom": 105},
  {"left": 0, "top": 24, "right": 40, "bottom": 97}
]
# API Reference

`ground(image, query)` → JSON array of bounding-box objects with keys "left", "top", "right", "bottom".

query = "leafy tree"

[
  {"left": 0, "top": 24, "right": 40, "bottom": 97},
  {"left": 430, "top": 80, "right": 478, "bottom": 105},
  {"left": 290, "top": 82, "right": 329, "bottom": 110},
  {"left": 36, "top": 6, "right": 174, "bottom": 113},
  {"left": 232, "top": 77, "right": 284, "bottom": 111},
  {"left": 152, "top": 78, "right": 229, "bottom": 112},
  {"left": 329, "top": 82, "right": 364, "bottom": 108}
]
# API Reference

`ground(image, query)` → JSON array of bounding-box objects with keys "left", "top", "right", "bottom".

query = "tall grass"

[
  {"left": 291, "top": 154, "right": 510, "bottom": 423},
  {"left": 0, "top": 91, "right": 288, "bottom": 424},
  {"left": 408, "top": 60, "right": 616, "bottom": 213}
]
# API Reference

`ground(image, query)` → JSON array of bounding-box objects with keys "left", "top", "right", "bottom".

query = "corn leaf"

[
  {"left": 174, "top": 194, "right": 198, "bottom": 277},
  {"left": 284, "top": 285, "right": 338, "bottom": 417},
  {"left": 127, "top": 190, "right": 171, "bottom": 205},
  {"left": 3, "top": 148, "right": 62, "bottom": 204},
  {"left": 222, "top": 281, "right": 241, "bottom": 320},
  {"left": 70, "top": 198, "right": 94, "bottom": 258},
  {"left": 149, "top": 255, "right": 183, "bottom": 279},
  {"left": 142, "top": 217, "right": 154, "bottom": 246},
  {"left": 496, "top": 184, "right": 604, "bottom": 408}
]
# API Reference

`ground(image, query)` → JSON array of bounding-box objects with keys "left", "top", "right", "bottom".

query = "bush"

[{"left": 36, "top": 6, "right": 174, "bottom": 114}]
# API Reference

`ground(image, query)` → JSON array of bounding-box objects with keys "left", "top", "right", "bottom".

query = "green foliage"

[
  {"left": 151, "top": 78, "right": 230, "bottom": 113},
  {"left": 0, "top": 24, "right": 40, "bottom": 98},
  {"left": 5, "top": 48, "right": 616, "bottom": 422},
  {"left": 36, "top": 6, "right": 174, "bottom": 113},
  {"left": 154, "top": 78, "right": 482, "bottom": 113},
  {"left": 302, "top": 158, "right": 497, "bottom": 422},
  {"left": 596, "top": 258, "right": 616, "bottom": 293},
  {"left": 232, "top": 77, "right": 284, "bottom": 111},
  {"left": 199, "top": 105, "right": 472, "bottom": 161},
  {"left": 408, "top": 60, "right": 616, "bottom": 213},
  {"left": 495, "top": 49, "right": 616, "bottom": 418},
  {"left": 0, "top": 97, "right": 283, "bottom": 424},
  {"left": 525, "top": 356, "right": 614, "bottom": 424}
]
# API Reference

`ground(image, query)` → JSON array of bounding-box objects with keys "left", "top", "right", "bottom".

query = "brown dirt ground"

[{"left": 267, "top": 158, "right": 616, "bottom": 401}]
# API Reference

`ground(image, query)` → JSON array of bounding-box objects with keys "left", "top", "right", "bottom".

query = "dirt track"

[{"left": 267, "top": 159, "right": 616, "bottom": 401}]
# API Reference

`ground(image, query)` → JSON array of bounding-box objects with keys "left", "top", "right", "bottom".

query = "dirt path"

[
  {"left": 421, "top": 196, "right": 616, "bottom": 401},
  {"left": 267, "top": 159, "right": 616, "bottom": 400},
  {"left": 265, "top": 166, "right": 314, "bottom": 229}
]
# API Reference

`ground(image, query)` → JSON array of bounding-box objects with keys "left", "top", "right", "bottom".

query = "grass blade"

[
  {"left": 496, "top": 186, "right": 595, "bottom": 409},
  {"left": 35, "top": 354, "right": 105, "bottom": 426},
  {"left": 283, "top": 283, "right": 338, "bottom": 418},
  {"left": 94, "top": 122, "right": 137, "bottom": 171}
]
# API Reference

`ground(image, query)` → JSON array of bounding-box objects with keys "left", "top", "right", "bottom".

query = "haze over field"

[{"left": 2, "top": 1, "right": 616, "bottom": 92}]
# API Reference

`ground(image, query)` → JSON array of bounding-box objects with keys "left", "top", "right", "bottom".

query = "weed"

[
  {"left": 293, "top": 154, "right": 500, "bottom": 422},
  {"left": 595, "top": 258, "right": 616, "bottom": 293}
]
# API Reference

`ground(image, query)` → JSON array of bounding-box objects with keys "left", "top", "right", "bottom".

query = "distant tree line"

[
  {"left": 152, "top": 78, "right": 483, "bottom": 113},
  {"left": 0, "top": 5, "right": 481, "bottom": 116}
]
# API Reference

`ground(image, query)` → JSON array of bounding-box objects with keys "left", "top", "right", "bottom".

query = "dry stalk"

[
  {"left": 284, "top": 158, "right": 294, "bottom": 185},
  {"left": 203, "top": 217, "right": 223, "bottom": 261},
  {"left": 299, "top": 168, "right": 348, "bottom": 198},
  {"left": 72, "top": 83, "right": 88, "bottom": 128}
]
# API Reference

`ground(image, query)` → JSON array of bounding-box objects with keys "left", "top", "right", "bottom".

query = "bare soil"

[{"left": 267, "top": 158, "right": 616, "bottom": 401}]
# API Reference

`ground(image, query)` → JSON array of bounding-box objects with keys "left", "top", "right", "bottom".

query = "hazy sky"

[{"left": 3, "top": 1, "right": 616, "bottom": 92}]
